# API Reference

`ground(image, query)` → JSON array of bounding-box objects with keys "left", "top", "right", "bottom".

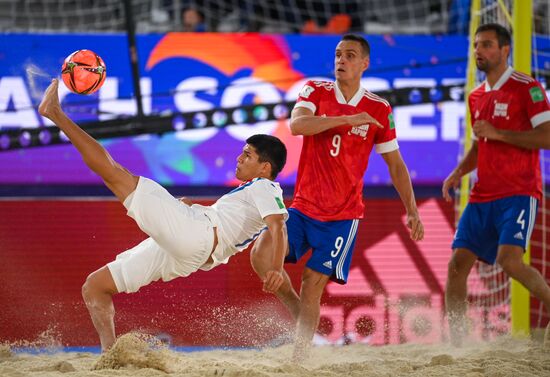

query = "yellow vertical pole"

[
  {"left": 459, "top": 0, "right": 481, "bottom": 213},
  {"left": 511, "top": 0, "right": 532, "bottom": 338}
]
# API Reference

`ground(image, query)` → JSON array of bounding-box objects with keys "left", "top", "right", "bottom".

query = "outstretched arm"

[
  {"left": 289, "top": 107, "right": 383, "bottom": 136},
  {"left": 442, "top": 141, "right": 478, "bottom": 202},
  {"left": 38, "top": 79, "right": 138, "bottom": 202},
  {"left": 473, "top": 120, "right": 550, "bottom": 150},
  {"left": 382, "top": 150, "right": 424, "bottom": 241},
  {"left": 261, "top": 213, "right": 288, "bottom": 293}
]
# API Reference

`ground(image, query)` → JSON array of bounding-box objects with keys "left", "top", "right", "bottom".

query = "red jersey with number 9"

[
  {"left": 469, "top": 67, "right": 550, "bottom": 202},
  {"left": 291, "top": 80, "right": 398, "bottom": 221}
]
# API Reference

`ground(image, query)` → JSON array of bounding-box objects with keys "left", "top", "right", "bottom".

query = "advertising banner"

[{"left": 0, "top": 33, "right": 471, "bottom": 186}]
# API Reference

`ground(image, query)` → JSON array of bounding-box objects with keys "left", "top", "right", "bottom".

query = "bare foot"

[
  {"left": 544, "top": 322, "right": 550, "bottom": 349},
  {"left": 38, "top": 79, "right": 62, "bottom": 120},
  {"left": 291, "top": 338, "right": 310, "bottom": 364},
  {"left": 448, "top": 312, "right": 468, "bottom": 347}
]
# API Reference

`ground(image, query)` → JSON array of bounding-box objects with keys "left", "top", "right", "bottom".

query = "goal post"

[
  {"left": 510, "top": 0, "right": 532, "bottom": 338},
  {"left": 458, "top": 0, "right": 481, "bottom": 214}
]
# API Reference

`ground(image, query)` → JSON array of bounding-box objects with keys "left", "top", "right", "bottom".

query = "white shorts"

[{"left": 107, "top": 177, "right": 215, "bottom": 293}]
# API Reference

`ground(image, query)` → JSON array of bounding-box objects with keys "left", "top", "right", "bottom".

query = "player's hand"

[
  {"left": 406, "top": 213, "right": 424, "bottom": 241},
  {"left": 346, "top": 112, "right": 384, "bottom": 129},
  {"left": 178, "top": 197, "right": 193, "bottom": 206},
  {"left": 38, "top": 79, "right": 62, "bottom": 120},
  {"left": 473, "top": 120, "right": 500, "bottom": 141},
  {"left": 442, "top": 170, "right": 461, "bottom": 202},
  {"left": 262, "top": 269, "right": 284, "bottom": 293}
]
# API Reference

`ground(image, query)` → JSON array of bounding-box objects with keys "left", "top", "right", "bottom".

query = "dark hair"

[
  {"left": 183, "top": 7, "right": 204, "bottom": 20},
  {"left": 246, "top": 134, "right": 287, "bottom": 180},
  {"left": 341, "top": 34, "right": 370, "bottom": 57},
  {"left": 475, "top": 23, "right": 511, "bottom": 48}
]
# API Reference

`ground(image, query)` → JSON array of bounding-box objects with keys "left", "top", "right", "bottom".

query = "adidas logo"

[
  {"left": 513, "top": 232, "right": 524, "bottom": 240},
  {"left": 323, "top": 260, "right": 333, "bottom": 269}
]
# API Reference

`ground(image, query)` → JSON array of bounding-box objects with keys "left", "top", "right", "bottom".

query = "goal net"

[
  {"left": 531, "top": 0, "right": 550, "bottom": 334},
  {"left": 0, "top": 0, "right": 470, "bottom": 34}
]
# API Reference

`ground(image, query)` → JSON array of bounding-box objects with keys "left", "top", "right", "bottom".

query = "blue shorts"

[
  {"left": 452, "top": 195, "right": 538, "bottom": 264},
  {"left": 285, "top": 208, "right": 359, "bottom": 284}
]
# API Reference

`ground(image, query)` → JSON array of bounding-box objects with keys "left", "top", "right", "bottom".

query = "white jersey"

[
  {"left": 108, "top": 176, "right": 287, "bottom": 293},
  {"left": 193, "top": 177, "right": 288, "bottom": 266}
]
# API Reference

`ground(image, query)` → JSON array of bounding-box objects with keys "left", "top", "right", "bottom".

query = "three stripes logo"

[{"left": 513, "top": 232, "right": 524, "bottom": 240}]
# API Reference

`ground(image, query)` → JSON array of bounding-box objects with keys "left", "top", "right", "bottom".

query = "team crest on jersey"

[
  {"left": 300, "top": 85, "right": 315, "bottom": 98},
  {"left": 348, "top": 124, "right": 369, "bottom": 139},
  {"left": 493, "top": 102, "right": 509, "bottom": 118}
]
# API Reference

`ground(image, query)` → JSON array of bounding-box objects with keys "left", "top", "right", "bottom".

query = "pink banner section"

[{"left": 0, "top": 198, "right": 547, "bottom": 347}]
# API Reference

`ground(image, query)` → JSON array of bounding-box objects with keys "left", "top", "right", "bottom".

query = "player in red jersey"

[
  {"left": 251, "top": 34, "right": 424, "bottom": 361},
  {"left": 443, "top": 23, "right": 550, "bottom": 346}
]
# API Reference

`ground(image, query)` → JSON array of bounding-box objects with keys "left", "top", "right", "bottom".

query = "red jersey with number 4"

[
  {"left": 291, "top": 80, "right": 398, "bottom": 221},
  {"left": 468, "top": 67, "right": 550, "bottom": 202}
]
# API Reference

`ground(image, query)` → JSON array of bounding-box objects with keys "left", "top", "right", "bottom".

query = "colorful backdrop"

[{"left": 0, "top": 33, "right": 472, "bottom": 186}]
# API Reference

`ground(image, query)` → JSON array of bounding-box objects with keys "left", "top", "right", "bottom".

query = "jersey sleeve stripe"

[
  {"left": 364, "top": 91, "right": 390, "bottom": 107},
  {"left": 234, "top": 229, "right": 263, "bottom": 248},
  {"left": 294, "top": 101, "right": 316, "bottom": 114},
  {"left": 512, "top": 71, "right": 534, "bottom": 82},
  {"left": 531, "top": 110, "right": 550, "bottom": 128},
  {"left": 375, "top": 139, "right": 399, "bottom": 154},
  {"left": 510, "top": 74, "right": 532, "bottom": 84}
]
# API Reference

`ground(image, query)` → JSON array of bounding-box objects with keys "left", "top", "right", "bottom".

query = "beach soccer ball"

[{"left": 61, "top": 49, "right": 106, "bottom": 95}]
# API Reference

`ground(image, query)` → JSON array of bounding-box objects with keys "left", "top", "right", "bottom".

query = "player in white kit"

[{"left": 38, "top": 79, "right": 288, "bottom": 351}]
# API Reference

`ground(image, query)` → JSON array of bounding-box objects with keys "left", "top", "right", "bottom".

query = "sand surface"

[{"left": 1, "top": 333, "right": 550, "bottom": 377}]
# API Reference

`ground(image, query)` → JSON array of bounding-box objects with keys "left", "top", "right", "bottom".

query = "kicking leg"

[
  {"left": 292, "top": 267, "right": 329, "bottom": 362},
  {"left": 250, "top": 231, "right": 300, "bottom": 319},
  {"left": 38, "top": 79, "right": 137, "bottom": 202},
  {"left": 445, "top": 247, "right": 477, "bottom": 346},
  {"left": 82, "top": 266, "right": 119, "bottom": 351},
  {"left": 497, "top": 245, "right": 550, "bottom": 346}
]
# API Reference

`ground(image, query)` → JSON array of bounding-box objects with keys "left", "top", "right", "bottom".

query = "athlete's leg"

[
  {"left": 38, "top": 79, "right": 137, "bottom": 202},
  {"left": 493, "top": 196, "right": 550, "bottom": 345},
  {"left": 496, "top": 244, "right": 550, "bottom": 343},
  {"left": 445, "top": 247, "right": 477, "bottom": 346},
  {"left": 250, "top": 231, "right": 300, "bottom": 319},
  {"left": 81, "top": 266, "right": 119, "bottom": 351},
  {"left": 293, "top": 267, "right": 330, "bottom": 362}
]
